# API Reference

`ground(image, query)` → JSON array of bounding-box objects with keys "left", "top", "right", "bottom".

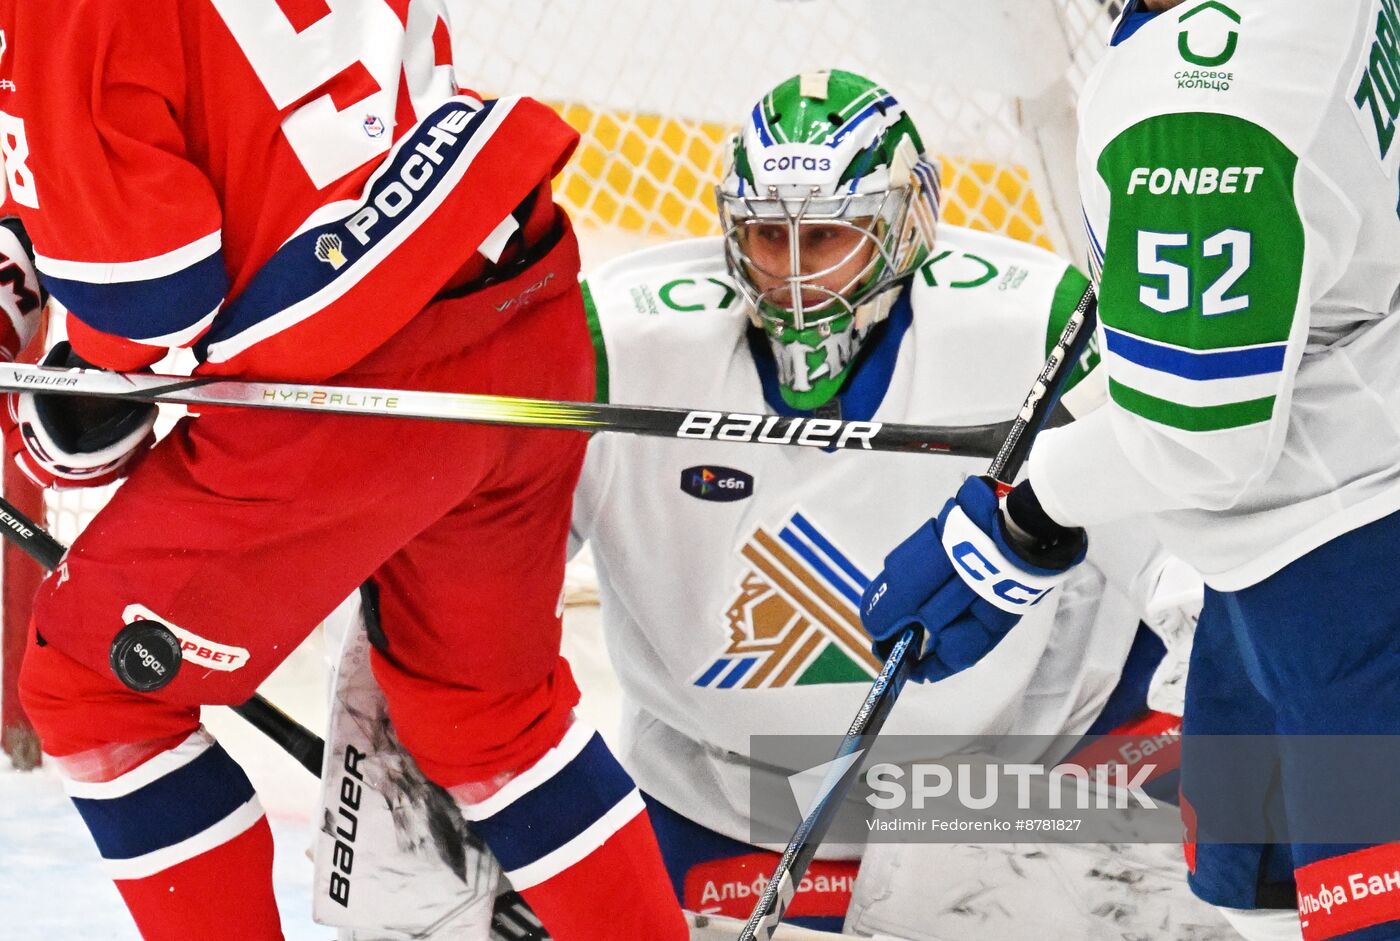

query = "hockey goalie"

[{"left": 316, "top": 70, "right": 1229, "bottom": 941}]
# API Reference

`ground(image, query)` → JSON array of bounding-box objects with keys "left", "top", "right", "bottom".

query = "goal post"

[{"left": 1, "top": 457, "right": 42, "bottom": 769}]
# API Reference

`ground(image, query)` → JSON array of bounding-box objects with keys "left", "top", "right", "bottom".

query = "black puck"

[{"left": 109, "top": 620, "right": 182, "bottom": 692}]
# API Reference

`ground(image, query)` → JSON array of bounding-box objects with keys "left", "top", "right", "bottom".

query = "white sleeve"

[
  {"left": 568, "top": 432, "right": 618, "bottom": 560},
  {"left": 1029, "top": 104, "right": 1353, "bottom": 529}
]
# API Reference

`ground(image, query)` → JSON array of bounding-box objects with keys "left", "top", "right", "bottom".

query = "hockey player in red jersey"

[{"left": 0, "top": 3, "right": 687, "bottom": 940}]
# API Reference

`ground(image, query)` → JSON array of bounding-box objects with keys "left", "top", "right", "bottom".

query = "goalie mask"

[{"left": 718, "top": 70, "right": 940, "bottom": 411}]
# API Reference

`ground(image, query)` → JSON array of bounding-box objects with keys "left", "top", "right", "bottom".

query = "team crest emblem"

[
  {"left": 314, "top": 233, "right": 348, "bottom": 270},
  {"left": 363, "top": 114, "right": 386, "bottom": 138},
  {"left": 693, "top": 513, "right": 880, "bottom": 690}
]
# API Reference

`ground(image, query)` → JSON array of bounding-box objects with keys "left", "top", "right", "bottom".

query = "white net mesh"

[
  {"left": 45, "top": 483, "right": 118, "bottom": 548},
  {"left": 458, "top": 0, "right": 1118, "bottom": 257}
]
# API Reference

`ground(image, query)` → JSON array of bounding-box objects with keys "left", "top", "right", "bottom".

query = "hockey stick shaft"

[
  {"left": 0, "top": 494, "right": 325, "bottom": 775},
  {"left": 0, "top": 363, "right": 1013, "bottom": 457},
  {"left": 738, "top": 285, "right": 1099, "bottom": 939}
]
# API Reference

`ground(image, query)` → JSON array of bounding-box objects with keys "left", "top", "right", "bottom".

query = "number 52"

[{"left": 1137, "top": 228, "right": 1251, "bottom": 316}]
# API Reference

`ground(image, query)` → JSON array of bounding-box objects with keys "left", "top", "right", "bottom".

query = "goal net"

[
  {"left": 482, "top": 0, "right": 1117, "bottom": 266},
  {"left": 0, "top": 0, "right": 1120, "bottom": 767}
]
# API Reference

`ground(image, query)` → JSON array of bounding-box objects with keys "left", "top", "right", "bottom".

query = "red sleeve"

[{"left": 5, "top": 1, "right": 226, "bottom": 369}]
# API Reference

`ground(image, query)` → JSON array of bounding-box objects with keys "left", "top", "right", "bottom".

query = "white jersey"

[
  {"left": 571, "top": 229, "right": 1160, "bottom": 850},
  {"left": 1031, "top": 0, "right": 1400, "bottom": 590}
]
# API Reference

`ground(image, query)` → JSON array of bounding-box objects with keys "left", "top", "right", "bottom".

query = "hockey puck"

[{"left": 109, "top": 620, "right": 182, "bottom": 692}]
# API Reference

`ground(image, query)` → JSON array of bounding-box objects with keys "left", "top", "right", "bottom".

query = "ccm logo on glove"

[
  {"left": 859, "top": 476, "right": 1086, "bottom": 684},
  {"left": 940, "top": 505, "right": 1060, "bottom": 611}
]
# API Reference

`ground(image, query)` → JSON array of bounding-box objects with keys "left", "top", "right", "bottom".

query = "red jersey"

[{"left": 0, "top": 0, "right": 579, "bottom": 379}]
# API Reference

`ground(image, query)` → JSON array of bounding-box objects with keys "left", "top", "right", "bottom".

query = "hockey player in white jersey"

[
  {"left": 318, "top": 69, "right": 1228, "bottom": 940},
  {"left": 861, "top": 2, "right": 1400, "bottom": 940}
]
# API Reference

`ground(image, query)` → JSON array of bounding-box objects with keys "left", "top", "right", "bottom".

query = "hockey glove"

[
  {"left": 6, "top": 342, "right": 157, "bottom": 489},
  {"left": 1140, "top": 556, "right": 1203, "bottom": 717},
  {"left": 860, "top": 476, "right": 1086, "bottom": 683},
  {"left": 0, "top": 217, "right": 45, "bottom": 361}
]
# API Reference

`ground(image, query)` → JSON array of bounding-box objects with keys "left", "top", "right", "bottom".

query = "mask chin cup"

[
  {"left": 763, "top": 313, "right": 875, "bottom": 410},
  {"left": 745, "top": 277, "right": 898, "bottom": 356}
]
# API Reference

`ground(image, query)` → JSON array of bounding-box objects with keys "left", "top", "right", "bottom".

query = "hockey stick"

[
  {"left": 738, "top": 285, "right": 1099, "bottom": 940},
  {"left": 0, "top": 494, "right": 325, "bottom": 775},
  {"left": 0, "top": 363, "right": 1015, "bottom": 457}
]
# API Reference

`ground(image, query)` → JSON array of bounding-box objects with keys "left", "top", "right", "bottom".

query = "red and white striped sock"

[{"left": 56, "top": 729, "right": 283, "bottom": 941}]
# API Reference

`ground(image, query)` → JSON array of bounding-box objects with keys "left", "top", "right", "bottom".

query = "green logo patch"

[{"left": 1178, "top": 1, "right": 1241, "bottom": 68}]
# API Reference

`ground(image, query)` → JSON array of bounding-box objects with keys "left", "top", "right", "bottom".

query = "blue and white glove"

[{"left": 860, "top": 476, "right": 1087, "bottom": 683}]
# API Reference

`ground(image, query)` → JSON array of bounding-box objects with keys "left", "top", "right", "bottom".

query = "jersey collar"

[{"left": 1111, "top": 0, "right": 1162, "bottom": 47}]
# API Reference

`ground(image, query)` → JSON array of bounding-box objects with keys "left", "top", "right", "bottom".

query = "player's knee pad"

[
  {"left": 18, "top": 629, "right": 200, "bottom": 757},
  {"left": 30, "top": 570, "right": 277, "bottom": 705},
  {"left": 1215, "top": 906, "right": 1304, "bottom": 941}
]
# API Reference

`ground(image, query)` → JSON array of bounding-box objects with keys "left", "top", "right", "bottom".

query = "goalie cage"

[{"left": 0, "top": 0, "right": 1120, "bottom": 769}]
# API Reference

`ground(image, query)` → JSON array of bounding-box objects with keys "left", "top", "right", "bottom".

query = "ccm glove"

[
  {"left": 860, "top": 477, "right": 1086, "bottom": 683},
  {"left": 6, "top": 342, "right": 157, "bottom": 489}
]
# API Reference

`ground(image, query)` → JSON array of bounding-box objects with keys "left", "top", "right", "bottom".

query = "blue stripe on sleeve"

[
  {"left": 42, "top": 250, "right": 226, "bottom": 341},
  {"left": 70, "top": 744, "right": 255, "bottom": 862},
  {"left": 470, "top": 732, "right": 634, "bottom": 874},
  {"left": 1104, "top": 327, "right": 1286, "bottom": 380}
]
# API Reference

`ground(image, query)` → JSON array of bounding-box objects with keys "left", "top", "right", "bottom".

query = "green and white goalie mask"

[{"left": 718, "top": 70, "right": 940, "bottom": 410}]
